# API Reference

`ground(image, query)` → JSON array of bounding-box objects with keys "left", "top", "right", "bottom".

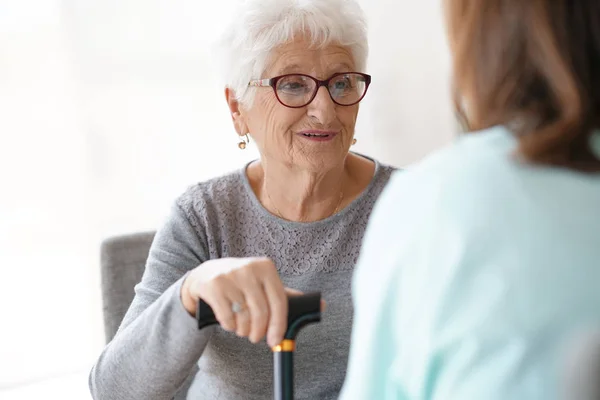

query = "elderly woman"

[
  {"left": 340, "top": 0, "right": 600, "bottom": 399},
  {"left": 89, "top": 0, "right": 394, "bottom": 399}
]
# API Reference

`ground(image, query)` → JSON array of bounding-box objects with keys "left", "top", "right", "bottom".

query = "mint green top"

[{"left": 340, "top": 126, "right": 600, "bottom": 400}]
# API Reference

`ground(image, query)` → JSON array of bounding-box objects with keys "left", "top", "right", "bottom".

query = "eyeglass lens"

[{"left": 275, "top": 73, "right": 367, "bottom": 107}]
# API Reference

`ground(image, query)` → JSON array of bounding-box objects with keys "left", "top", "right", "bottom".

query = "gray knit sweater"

[{"left": 89, "top": 159, "right": 394, "bottom": 400}]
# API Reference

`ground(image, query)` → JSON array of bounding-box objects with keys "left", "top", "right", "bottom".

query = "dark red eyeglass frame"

[{"left": 248, "top": 72, "right": 372, "bottom": 108}]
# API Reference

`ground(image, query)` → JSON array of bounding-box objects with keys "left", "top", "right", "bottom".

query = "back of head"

[
  {"left": 446, "top": 0, "right": 600, "bottom": 171},
  {"left": 214, "top": 0, "right": 368, "bottom": 107}
]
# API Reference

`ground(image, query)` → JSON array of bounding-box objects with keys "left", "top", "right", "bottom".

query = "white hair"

[{"left": 213, "top": 0, "right": 369, "bottom": 107}]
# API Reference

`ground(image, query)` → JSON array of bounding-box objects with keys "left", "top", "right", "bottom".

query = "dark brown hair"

[{"left": 447, "top": 0, "right": 600, "bottom": 171}]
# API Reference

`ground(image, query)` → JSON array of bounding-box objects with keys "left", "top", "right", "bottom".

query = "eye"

[
  {"left": 333, "top": 77, "right": 353, "bottom": 90},
  {"left": 327, "top": 74, "right": 368, "bottom": 104},
  {"left": 330, "top": 75, "right": 357, "bottom": 95},
  {"left": 277, "top": 76, "right": 313, "bottom": 95}
]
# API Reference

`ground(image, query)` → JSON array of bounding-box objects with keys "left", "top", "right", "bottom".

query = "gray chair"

[
  {"left": 100, "top": 231, "right": 156, "bottom": 343},
  {"left": 100, "top": 231, "right": 195, "bottom": 399}
]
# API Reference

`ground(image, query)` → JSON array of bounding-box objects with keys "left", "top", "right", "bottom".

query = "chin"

[{"left": 298, "top": 151, "right": 348, "bottom": 172}]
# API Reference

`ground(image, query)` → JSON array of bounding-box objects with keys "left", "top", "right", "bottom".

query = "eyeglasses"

[{"left": 248, "top": 72, "right": 371, "bottom": 108}]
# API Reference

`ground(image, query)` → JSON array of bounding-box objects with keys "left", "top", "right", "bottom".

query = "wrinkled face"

[{"left": 234, "top": 38, "right": 361, "bottom": 172}]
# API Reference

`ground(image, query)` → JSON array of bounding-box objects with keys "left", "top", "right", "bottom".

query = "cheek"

[
  {"left": 267, "top": 106, "right": 305, "bottom": 134},
  {"left": 248, "top": 94, "right": 280, "bottom": 132},
  {"left": 252, "top": 97, "right": 305, "bottom": 143},
  {"left": 338, "top": 106, "right": 359, "bottom": 131}
]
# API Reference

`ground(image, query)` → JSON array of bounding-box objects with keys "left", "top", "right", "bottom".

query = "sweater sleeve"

[{"left": 89, "top": 201, "right": 216, "bottom": 400}]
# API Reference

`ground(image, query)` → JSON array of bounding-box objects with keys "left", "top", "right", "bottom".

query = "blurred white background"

[{"left": 0, "top": 0, "right": 454, "bottom": 398}]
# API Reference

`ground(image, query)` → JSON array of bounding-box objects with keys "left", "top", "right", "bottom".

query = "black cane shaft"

[
  {"left": 274, "top": 351, "right": 294, "bottom": 400},
  {"left": 196, "top": 292, "right": 321, "bottom": 400}
]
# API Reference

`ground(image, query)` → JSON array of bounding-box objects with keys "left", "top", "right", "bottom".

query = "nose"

[{"left": 306, "top": 86, "right": 336, "bottom": 125}]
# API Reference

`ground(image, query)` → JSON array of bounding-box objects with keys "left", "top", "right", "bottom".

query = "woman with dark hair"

[{"left": 340, "top": 1, "right": 600, "bottom": 399}]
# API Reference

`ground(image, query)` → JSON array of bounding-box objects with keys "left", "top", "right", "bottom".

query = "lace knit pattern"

[
  {"left": 89, "top": 158, "right": 397, "bottom": 400},
  {"left": 176, "top": 160, "right": 395, "bottom": 276},
  {"left": 167, "top": 159, "right": 396, "bottom": 399}
]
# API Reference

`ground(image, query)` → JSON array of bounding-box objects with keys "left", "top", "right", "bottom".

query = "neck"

[{"left": 255, "top": 158, "right": 349, "bottom": 222}]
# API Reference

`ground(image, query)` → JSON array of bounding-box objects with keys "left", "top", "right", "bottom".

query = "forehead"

[{"left": 265, "top": 39, "right": 355, "bottom": 77}]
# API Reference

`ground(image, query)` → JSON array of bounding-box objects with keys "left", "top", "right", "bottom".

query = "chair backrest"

[
  {"left": 100, "top": 231, "right": 195, "bottom": 399},
  {"left": 100, "top": 231, "right": 155, "bottom": 343}
]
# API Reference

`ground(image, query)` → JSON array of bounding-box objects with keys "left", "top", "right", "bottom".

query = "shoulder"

[
  {"left": 175, "top": 167, "right": 248, "bottom": 224},
  {"left": 363, "top": 126, "right": 520, "bottom": 254},
  {"left": 378, "top": 126, "right": 518, "bottom": 214},
  {"left": 363, "top": 157, "right": 398, "bottom": 202},
  {"left": 355, "top": 126, "right": 519, "bottom": 288},
  {"left": 375, "top": 161, "right": 397, "bottom": 185}
]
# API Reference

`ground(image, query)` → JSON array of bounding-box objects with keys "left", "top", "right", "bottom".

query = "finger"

[
  {"left": 263, "top": 277, "right": 288, "bottom": 348},
  {"left": 240, "top": 283, "right": 270, "bottom": 343},
  {"left": 283, "top": 287, "right": 303, "bottom": 296},
  {"left": 232, "top": 297, "right": 251, "bottom": 338},
  {"left": 232, "top": 266, "right": 270, "bottom": 343},
  {"left": 198, "top": 275, "right": 241, "bottom": 332}
]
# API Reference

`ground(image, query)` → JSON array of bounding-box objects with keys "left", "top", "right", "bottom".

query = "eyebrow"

[
  {"left": 277, "top": 63, "right": 354, "bottom": 76},
  {"left": 278, "top": 64, "right": 303, "bottom": 75}
]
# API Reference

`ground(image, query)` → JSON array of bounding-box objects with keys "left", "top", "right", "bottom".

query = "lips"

[
  {"left": 303, "top": 132, "right": 330, "bottom": 138},
  {"left": 297, "top": 130, "right": 339, "bottom": 141}
]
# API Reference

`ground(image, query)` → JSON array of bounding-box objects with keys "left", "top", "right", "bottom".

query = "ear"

[{"left": 225, "top": 87, "right": 249, "bottom": 136}]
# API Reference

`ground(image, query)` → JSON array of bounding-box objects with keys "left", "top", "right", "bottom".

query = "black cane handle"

[{"left": 196, "top": 292, "right": 321, "bottom": 339}]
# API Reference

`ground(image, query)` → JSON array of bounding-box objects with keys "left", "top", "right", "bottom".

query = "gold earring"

[
  {"left": 238, "top": 134, "right": 250, "bottom": 150},
  {"left": 352, "top": 138, "right": 357, "bottom": 145}
]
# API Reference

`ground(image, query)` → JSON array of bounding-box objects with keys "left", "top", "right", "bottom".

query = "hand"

[{"left": 181, "top": 257, "right": 292, "bottom": 347}]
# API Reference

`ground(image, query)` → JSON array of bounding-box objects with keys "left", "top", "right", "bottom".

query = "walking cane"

[{"left": 196, "top": 292, "right": 322, "bottom": 400}]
